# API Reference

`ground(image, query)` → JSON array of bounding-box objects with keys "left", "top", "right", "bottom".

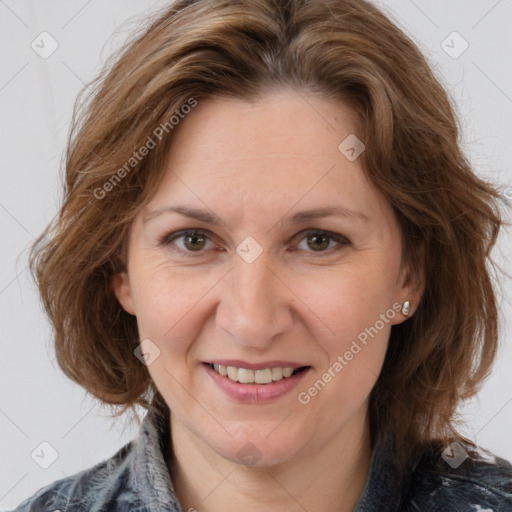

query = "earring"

[{"left": 401, "top": 300, "right": 411, "bottom": 316}]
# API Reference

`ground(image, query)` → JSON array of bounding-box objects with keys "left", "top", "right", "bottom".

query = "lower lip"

[{"left": 204, "top": 364, "right": 311, "bottom": 403}]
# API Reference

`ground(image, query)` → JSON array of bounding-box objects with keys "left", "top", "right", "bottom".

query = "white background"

[{"left": 1, "top": 0, "right": 511, "bottom": 509}]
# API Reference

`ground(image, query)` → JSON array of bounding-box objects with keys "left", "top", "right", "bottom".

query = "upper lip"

[{"left": 206, "top": 360, "right": 308, "bottom": 370}]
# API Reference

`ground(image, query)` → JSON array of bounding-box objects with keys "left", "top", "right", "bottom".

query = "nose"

[{"left": 215, "top": 251, "right": 295, "bottom": 349}]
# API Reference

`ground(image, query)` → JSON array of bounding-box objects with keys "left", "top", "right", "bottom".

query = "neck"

[{"left": 167, "top": 409, "right": 372, "bottom": 512}]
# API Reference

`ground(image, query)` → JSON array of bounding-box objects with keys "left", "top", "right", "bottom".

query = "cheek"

[
  {"left": 129, "top": 259, "right": 221, "bottom": 353},
  {"left": 292, "top": 259, "right": 398, "bottom": 340},
  {"left": 297, "top": 281, "right": 393, "bottom": 423},
  {"left": 291, "top": 262, "right": 397, "bottom": 404}
]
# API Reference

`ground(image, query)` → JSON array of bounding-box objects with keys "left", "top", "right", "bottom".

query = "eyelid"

[
  {"left": 158, "top": 228, "right": 219, "bottom": 254},
  {"left": 291, "top": 229, "right": 352, "bottom": 254},
  {"left": 158, "top": 228, "right": 198, "bottom": 245},
  {"left": 158, "top": 228, "right": 351, "bottom": 256}
]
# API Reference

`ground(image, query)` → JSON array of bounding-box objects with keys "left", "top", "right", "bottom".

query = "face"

[{"left": 112, "top": 88, "right": 420, "bottom": 467}]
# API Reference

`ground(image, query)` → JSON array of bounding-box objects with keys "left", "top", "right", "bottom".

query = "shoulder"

[
  {"left": 9, "top": 440, "right": 145, "bottom": 512},
  {"left": 404, "top": 443, "right": 512, "bottom": 511}
]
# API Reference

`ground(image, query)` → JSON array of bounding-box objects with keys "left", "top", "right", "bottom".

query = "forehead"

[
  {"left": 142, "top": 88, "right": 392, "bottom": 226},
  {"left": 166, "top": 88, "right": 362, "bottom": 166}
]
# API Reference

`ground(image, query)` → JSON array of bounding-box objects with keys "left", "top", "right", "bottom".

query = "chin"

[
  {"left": 219, "top": 444, "right": 298, "bottom": 468},
  {"left": 206, "top": 428, "right": 306, "bottom": 469}
]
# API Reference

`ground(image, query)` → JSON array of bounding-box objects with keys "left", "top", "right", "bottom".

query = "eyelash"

[{"left": 157, "top": 228, "right": 351, "bottom": 257}]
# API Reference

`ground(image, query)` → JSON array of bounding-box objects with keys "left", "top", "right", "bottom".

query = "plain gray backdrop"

[{"left": 1, "top": 0, "right": 511, "bottom": 509}]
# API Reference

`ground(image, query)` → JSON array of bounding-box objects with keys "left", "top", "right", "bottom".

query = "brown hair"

[{"left": 29, "top": 0, "right": 506, "bottom": 470}]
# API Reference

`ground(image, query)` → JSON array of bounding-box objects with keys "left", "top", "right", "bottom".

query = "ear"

[
  {"left": 111, "top": 271, "right": 136, "bottom": 315},
  {"left": 391, "top": 259, "right": 425, "bottom": 325}
]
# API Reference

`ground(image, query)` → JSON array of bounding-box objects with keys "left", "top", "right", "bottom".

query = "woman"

[{"left": 12, "top": 0, "right": 512, "bottom": 510}]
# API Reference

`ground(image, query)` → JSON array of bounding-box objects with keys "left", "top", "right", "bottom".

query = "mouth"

[{"left": 207, "top": 362, "right": 310, "bottom": 384}]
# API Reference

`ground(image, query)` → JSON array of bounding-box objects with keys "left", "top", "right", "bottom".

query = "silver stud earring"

[{"left": 401, "top": 300, "right": 411, "bottom": 316}]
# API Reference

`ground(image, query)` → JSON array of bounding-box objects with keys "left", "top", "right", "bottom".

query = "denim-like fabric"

[{"left": 10, "top": 408, "right": 512, "bottom": 511}]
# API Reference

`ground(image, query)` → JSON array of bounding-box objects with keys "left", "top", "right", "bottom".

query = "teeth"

[
  {"left": 210, "top": 364, "right": 301, "bottom": 384},
  {"left": 255, "top": 368, "right": 272, "bottom": 384},
  {"left": 282, "top": 368, "right": 293, "bottom": 378},
  {"left": 271, "top": 367, "right": 283, "bottom": 380},
  {"left": 227, "top": 366, "right": 238, "bottom": 380},
  {"left": 238, "top": 368, "right": 255, "bottom": 383}
]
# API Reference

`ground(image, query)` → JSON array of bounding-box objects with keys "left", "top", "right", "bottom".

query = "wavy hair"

[{"left": 29, "top": 0, "right": 506, "bottom": 470}]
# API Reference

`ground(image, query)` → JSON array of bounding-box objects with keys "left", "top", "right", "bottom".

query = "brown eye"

[
  {"left": 159, "top": 229, "right": 215, "bottom": 255},
  {"left": 306, "top": 233, "right": 330, "bottom": 251},
  {"left": 183, "top": 232, "right": 207, "bottom": 251},
  {"left": 295, "top": 230, "right": 351, "bottom": 254}
]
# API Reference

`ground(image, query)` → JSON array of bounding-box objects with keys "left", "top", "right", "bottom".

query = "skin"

[{"left": 112, "top": 88, "right": 423, "bottom": 512}]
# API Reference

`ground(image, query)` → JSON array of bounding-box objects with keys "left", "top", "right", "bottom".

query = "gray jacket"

[{"left": 9, "top": 409, "right": 512, "bottom": 511}]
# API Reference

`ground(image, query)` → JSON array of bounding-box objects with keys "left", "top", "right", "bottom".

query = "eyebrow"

[{"left": 143, "top": 205, "right": 370, "bottom": 225}]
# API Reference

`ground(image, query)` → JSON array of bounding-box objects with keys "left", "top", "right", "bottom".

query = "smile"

[
  {"left": 208, "top": 363, "right": 308, "bottom": 384},
  {"left": 204, "top": 361, "right": 312, "bottom": 403}
]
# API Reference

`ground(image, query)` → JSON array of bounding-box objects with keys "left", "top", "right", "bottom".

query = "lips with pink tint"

[{"left": 203, "top": 361, "right": 311, "bottom": 403}]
